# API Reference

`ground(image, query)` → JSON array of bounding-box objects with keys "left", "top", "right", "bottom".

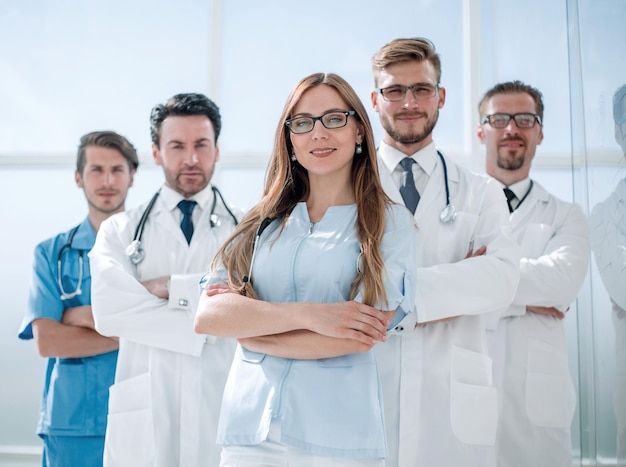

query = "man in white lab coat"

[
  {"left": 590, "top": 83, "right": 626, "bottom": 464},
  {"left": 90, "top": 93, "right": 239, "bottom": 467},
  {"left": 370, "top": 37, "right": 520, "bottom": 467},
  {"left": 478, "top": 81, "right": 590, "bottom": 467}
]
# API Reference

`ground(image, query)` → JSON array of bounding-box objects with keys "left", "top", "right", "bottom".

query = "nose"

[
  {"left": 310, "top": 119, "right": 329, "bottom": 140},
  {"left": 103, "top": 170, "right": 114, "bottom": 186},
  {"left": 184, "top": 149, "right": 199, "bottom": 165},
  {"left": 402, "top": 90, "right": 420, "bottom": 109}
]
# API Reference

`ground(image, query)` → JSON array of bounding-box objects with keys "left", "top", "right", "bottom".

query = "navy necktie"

[
  {"left": 503, "top": 187, "right": 516, "bottom": 213},
  {"left": 399, "top": 157, "right": 420, "bottom": 214},
  {"left": 177, "top": 200, "right": 197, "bottom": 244}
]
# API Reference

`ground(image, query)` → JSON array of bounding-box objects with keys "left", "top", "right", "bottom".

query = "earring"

[
  {"left": 355, "top": 144, "right": 363, "bottom": 155},
  {"left": 290, "top": 154, "right": 297, "bottom": 161}
]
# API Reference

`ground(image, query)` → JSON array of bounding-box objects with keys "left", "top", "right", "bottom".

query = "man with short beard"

[
  {"left": 371, "top": 38, "right": 520, "bottom": 467},
  {"left": 478, "top": 80, "right": 589, "bottom": 467},
  {"left": 90, "top": 93, "right": 239, "bottom": 467}
]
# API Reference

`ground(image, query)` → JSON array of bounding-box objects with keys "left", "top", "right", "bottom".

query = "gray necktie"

[{"left": 399, "top": 157, "right": 420, "bottom": 214}]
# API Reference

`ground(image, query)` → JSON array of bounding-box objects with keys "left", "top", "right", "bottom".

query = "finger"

[
  {"left": 353, "top": 302, "right": 389, "bottom": 326},
  {"left": 346, "top": 329, "right": 378, "bottom": 346},
  {"left": 474, "top": 245, "right": 487, "bottom": 256}
]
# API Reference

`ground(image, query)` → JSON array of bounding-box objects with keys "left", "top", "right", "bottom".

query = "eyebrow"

[{"left": 291, "top": 108, "right": 348, "bottom": 118}]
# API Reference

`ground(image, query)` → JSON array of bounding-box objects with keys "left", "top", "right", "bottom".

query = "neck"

[
  {"left": 306, "top": 172, "right": 354, "bottom": 223},
  {"left": 490, "top": 169, "right": 529, "bottom": 187},
  {"left": 383, "top": 133, "right": 433, "bottom": 156},
  {"left": 88, "top": 206, "right": 123, "bottom": 232}
]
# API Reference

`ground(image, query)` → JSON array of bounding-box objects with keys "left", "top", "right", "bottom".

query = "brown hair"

[
  {"left": 372, "top": 37, "right": 442, "bottom": 86},
  {"left": 214, "top": 73, "right": 390, "bottom": 306},
  {"left": 478, "top": 80, "right": 545, "bottom": 122},
  {"left": 76, "top": 131, "right": 139, "bottom": 174}
]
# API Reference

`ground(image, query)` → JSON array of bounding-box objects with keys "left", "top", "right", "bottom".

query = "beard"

[
  {"left": 496, "top": 137, "right": 528, "bottom": 171},
  {"left": 381, "top": 109, "right": 439, "bottom": 145}
]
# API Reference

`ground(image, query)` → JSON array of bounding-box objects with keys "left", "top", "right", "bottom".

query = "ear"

[
  {"left": 477, "top": 123, "right": 486, "bottom": 144},
  {"left": 215, "top": 144, "right": 220, "bottom": 162},
  {"left": 75, "top": 170, "right": 83, "bottom": 188},
  {"left": 129, "top": 170, "right": 135, "bottom": 187},
  {"left": 537, "top": 126, "right": 544, "bottom": 145},
  {"left": 356, "top": 123, "right": 364, "bottom": 145},
  {"left": 152, "top": 144, "right": 162, "bottom": 166},
  {"left": 371, "top": 90, "right": 380, "bottom": 112},
  {"left": 437, "top": 86, "right": 446, "bottom": 109}
]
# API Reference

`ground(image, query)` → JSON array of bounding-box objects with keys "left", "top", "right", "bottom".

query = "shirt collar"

[
  {"left": 506, "top": 177, "right": 532, "bottom": 199},
  {"left": 71, "top": 217, "right": 97, "bottom": 250},
  {"left": 159, "top": 183, "right": 215, "bottom": 212},
  {"left": 379, "top": 140, "right": 438, "bottom": 177}
]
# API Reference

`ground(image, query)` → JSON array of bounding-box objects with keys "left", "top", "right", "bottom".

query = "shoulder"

[{"left": 33, "top": 226, "right": 73, "bottom": 260}]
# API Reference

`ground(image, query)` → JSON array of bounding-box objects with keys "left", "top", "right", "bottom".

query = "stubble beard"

[{"left": 382, "top": 110, "right": 439, "bottom": 146}]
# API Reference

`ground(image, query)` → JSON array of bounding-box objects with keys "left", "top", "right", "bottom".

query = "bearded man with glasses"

[
  {"left": 478, "top": 80, "right": 589, "bottom": 467},
  {"left": 371, "top": 37, "right": 521, "bottom": 467}
]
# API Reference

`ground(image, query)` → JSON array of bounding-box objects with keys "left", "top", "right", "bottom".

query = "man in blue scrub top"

[{"left": 19, "top": 131, "right": 138, "bottom": 467}]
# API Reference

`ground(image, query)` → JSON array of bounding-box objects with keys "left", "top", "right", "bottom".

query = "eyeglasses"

[
  {"left": 481, "top": 113, "right": 542, "bottom": 129},
  {"left": 285, "top": 110, "right": 356, "bottom": 134},
  {"left": 377, "top": 83, "right": 439, "bottom": 102}
]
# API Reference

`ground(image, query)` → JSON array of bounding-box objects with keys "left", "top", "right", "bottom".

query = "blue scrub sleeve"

[
  {"left": 354, "top": 204, "right": 418, "bottom": 330},
  {"left": 19, "top": 243, "right": 64, "bottom": 339}
]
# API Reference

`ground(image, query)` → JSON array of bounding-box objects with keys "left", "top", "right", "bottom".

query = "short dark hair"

[
  {"left": 613, "top": 84, "right": 626, "bottom": 123},
  {"left": 149, "top": 93, "right": 222, "bottom": 147},
  {"left": 76, "top": 131, "right": 139, "bottom": 174},
  {"left": 478, "top": 80, "right": 544, "bottom": 122},
  {"left": 372, "top": 37, "right": 442, "bottom": 87}
]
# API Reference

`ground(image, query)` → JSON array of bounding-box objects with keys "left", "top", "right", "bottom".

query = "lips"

[
  {"left": 309, "top": 147, "right": 336, "bottom": 157},
  {"left": 395, "top": 112, "right": 426, "bottom": 121},
  {"left": 499, "top": 138, "right": 525, "bottom": 148}
]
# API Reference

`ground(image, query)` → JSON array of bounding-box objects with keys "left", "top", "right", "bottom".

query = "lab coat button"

[
  {"left": 395, "top": 325, "right": 404, "bottom": 332},
  {"left": 178, "top": 298, "right": 188, "bottom": 307}
]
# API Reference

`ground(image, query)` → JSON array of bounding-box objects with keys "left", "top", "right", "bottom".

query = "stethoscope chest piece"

[
  {"left": 126, "top": 240, "right": 145, "bottom": 265},
  {"left": 439, "top": 204, "right": 457, "bottom": 224}
]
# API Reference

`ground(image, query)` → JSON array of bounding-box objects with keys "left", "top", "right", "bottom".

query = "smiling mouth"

[
  {"left": 499, "top": 139, "right": 525, "bottom": 148},
  {"left": 310, "top": 148, "right": 336, "bottom": 157}
]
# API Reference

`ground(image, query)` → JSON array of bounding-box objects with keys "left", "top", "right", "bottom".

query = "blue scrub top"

[
  {"left": 208, "top": 202, "right": 417, "bottom": 459},
  {"left": 19, "top": 218, "right": 117, "bottom": 437}
]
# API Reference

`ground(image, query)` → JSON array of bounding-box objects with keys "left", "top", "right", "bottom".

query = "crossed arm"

[
  {"left": 32, "top": 305, "right": 118, "bottom": 358},
  {"left": 194, "top": 285, "right": 392, "bottom": 359}
]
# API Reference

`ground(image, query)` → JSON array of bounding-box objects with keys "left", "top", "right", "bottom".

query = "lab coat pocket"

[
  {"left": 436, "top": 212, "right": 479, "bottom": 262},
  {"left": 105, "top": 373, "right": 155, "bottom": 466},
  {"left": 525, "top": 338, "right": 576, "bottom": 428},
  {"left": 450, "top": 346, "right": 497, "bottom": 445},
  {"left": 520, "top": 223, "right": 555, "bottom": 258}
]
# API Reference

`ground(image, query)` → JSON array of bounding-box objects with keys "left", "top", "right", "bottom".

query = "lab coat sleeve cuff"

[
  {"left": 168, "top": 273, "right": 204, "bottom": 311},
  {"left": 501, "top": 304, "right": 526, "bottom": 318}
]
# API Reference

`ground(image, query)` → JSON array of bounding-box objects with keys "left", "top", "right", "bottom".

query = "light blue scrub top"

[
  {"left": 19, "top": 218, "right": 117, "bottom": 437},
  {"left": 208, "top": 202, "right": 417, "bottom": 459}
]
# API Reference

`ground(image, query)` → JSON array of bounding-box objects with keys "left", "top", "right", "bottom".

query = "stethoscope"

[
  {"left": 435, "top": 150, "right": 456, "bottom": 224},
  {"left": 126, "top": 186, "right": 238, "bottom": 265},
  {"left": 57, "top": 225, "right": 84, "bottom": 300}
]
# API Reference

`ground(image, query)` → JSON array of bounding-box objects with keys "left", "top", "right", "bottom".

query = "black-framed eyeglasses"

[
  {"left": 377, "top": 83, "right": 439, "bottom": 102},
  {"left": 285, "top": 110, "right": 356, "bottom": 135},
  {"left": 481, "top": 113, "right": 542, "bottom": 129}
]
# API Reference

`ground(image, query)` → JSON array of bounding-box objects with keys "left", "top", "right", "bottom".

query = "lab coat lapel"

[
  {"left": 378, "top": 158, "right": 404, "bottom": 206},
  {"left": 152, "top": 201, "right": 189, "bottom": 247}
]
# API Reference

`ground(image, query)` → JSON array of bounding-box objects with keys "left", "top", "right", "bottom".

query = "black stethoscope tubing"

[
  {"left": 127, "top": 186, "right": 238, "bottom": 265},
  {"left": 57, "top": 224, "right": 84, "bottom": 300}
]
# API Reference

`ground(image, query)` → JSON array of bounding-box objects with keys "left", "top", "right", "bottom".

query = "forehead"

[
  {"left": 160, "top": 115, "right": 215, "bottom": 143},
  {"left": 293, "top": 85, "right": 349, "bottom": 115},
  {"left": 83, "top": 145, "right": 126, "bottom": 166},
  {"left": 483, "top": 92, "right": 537, "bottom": 114},
  {"left": 376, "top": 60, "right": 438, "bottom": 87}
]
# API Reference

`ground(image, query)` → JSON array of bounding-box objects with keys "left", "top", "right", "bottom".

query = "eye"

[{"left": 384, "top": 86, "right": 404, "bottom": 99}]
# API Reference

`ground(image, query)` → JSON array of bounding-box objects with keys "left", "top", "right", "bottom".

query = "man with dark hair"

[
  {"left": 90, "top": 93, "right": 239, "bottom": 467},
  {"left": 19, "top": 130, "right": 137, "bottom": 467},
  {"left": 478, "top": 80, "right": 589, "bottom": 467},
  {"left": 590, "top": 83, "right": 626, "bottom": 464},
  {"left": 371, "top": 37, "right": 520, "bottom": 467}
]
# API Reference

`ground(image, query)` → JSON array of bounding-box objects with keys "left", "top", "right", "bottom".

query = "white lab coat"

[
  {"left": 375, "top": 146, "right": 520, "bottom": 467},
  {"left": 485, "top": 180, "right": 589, "bottom": 467},
  {"left": 590, "top": 178, "right": 626, "bottom": 463},
  {"left": 90, "top": 185, "right": 238, "bottom": 467}
]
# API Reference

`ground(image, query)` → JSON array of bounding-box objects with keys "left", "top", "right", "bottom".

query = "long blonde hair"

[{"left": 214, "top": 73, "right": 391, "bottom": 306}]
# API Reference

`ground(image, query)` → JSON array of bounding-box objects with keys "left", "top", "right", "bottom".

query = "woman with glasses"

[{"left": 194, "top": 72, "right": 417, "bottom": 466}]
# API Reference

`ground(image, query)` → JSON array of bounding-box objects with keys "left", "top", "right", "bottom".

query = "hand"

[
  {"left": 465, "top": 245, "right": 487, "bottom": 259},
  {"left": 417, "top": 316, "right": 458, "bottom": 327},
  {"left": 205, "top": 283, "right": 235, "bottom": 297},
  {"left": 526, "top": 305, "right": 565, "bottom": 320},
  {"left": 62, "top": 305, "right": 95, "bottom": 329},
  {"left": 305, "top": 301, "right": 390, "bottom": 345},
  {"left": 142, "top": 276, "right": 170, "bottom": 299}
]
